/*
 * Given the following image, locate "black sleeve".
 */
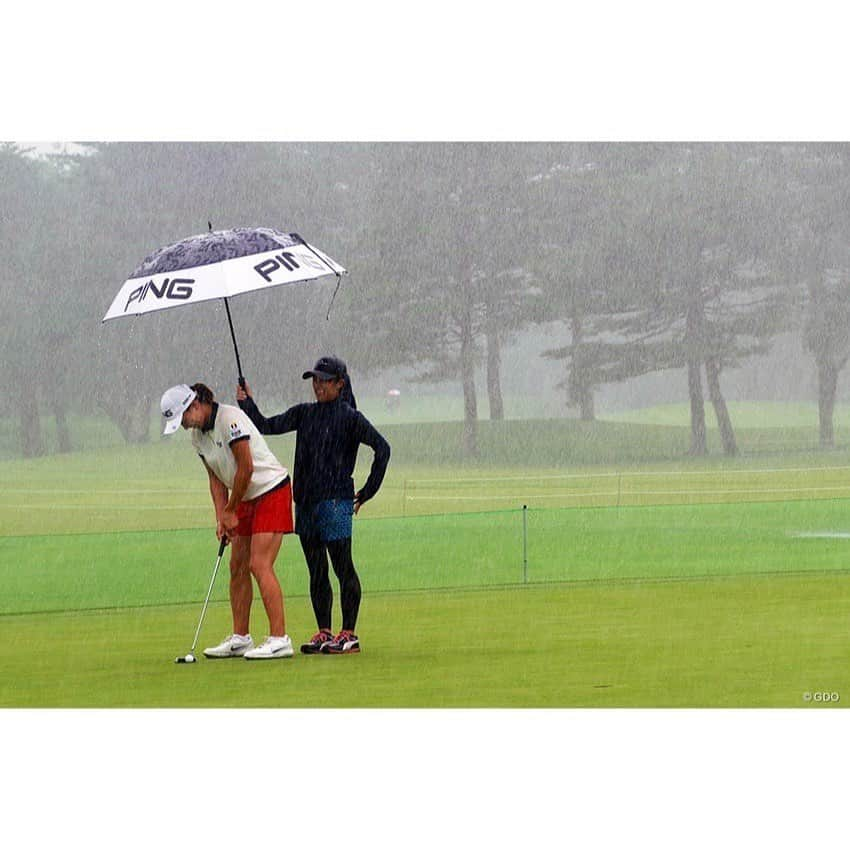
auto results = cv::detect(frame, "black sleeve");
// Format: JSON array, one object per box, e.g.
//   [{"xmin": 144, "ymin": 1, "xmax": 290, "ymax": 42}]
[
  {"xmin": 352, "ymin": 411, "xmax": 391, "ymax": 503},
  {"xmin": 238, "ymin": 396, "xmax": 303, "ymax": 435}
]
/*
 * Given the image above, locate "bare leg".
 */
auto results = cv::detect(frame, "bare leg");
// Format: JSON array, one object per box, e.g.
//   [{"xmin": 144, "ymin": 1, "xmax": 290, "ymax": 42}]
[
  {"xmin": 229, "ymin": 535, "xmax": 253, "ymax": 635},
  {"xmin": 249, "ymin": 532, "xmax": 286, "ymax": 636}
]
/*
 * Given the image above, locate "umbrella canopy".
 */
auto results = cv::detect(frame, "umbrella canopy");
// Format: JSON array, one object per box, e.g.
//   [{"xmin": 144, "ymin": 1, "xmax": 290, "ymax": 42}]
[
  {"xmin": 102, "ymin": 226, "xmax": 347, "ymax": 383},
  {"xmin": 103, "ymin": 227, "xmax": 346, "ymax": 321}
]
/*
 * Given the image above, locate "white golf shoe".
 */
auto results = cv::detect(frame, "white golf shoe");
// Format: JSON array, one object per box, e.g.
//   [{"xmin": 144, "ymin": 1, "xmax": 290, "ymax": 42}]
[
  {"xmin": 203, "ymin": 634, "xmax": 254, "ymax": 658},
  {"xmin": 244, "ymin": 635, "xmax": 294, "ymax": 660}
]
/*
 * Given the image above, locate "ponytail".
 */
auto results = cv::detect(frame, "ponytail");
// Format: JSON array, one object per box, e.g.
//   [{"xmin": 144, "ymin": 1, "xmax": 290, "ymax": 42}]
[{"xmin": 340, "ymin": 372, "xmax": 357, "ymax": 410}]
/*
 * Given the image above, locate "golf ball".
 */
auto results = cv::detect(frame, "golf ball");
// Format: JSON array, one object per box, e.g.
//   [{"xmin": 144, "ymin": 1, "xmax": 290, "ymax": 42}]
[{"xmin": 186, "ymin": 654, "xmax": 196, "ymax": 663}]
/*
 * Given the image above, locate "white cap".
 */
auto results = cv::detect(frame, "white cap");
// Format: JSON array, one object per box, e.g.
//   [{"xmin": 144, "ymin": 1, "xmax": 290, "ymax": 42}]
[{"xmin": 160, "ymin": 384, "xmax": 197, "ymax": 435}]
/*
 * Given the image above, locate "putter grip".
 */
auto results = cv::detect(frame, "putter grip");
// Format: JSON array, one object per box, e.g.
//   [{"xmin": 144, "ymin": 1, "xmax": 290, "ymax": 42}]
[{"xmin": 218, "ymin": 538, "xmax": 227, "ymax": 557}]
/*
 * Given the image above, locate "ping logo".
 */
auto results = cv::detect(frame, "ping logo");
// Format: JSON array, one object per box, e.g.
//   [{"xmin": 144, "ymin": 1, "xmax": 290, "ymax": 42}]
[
  {"xmin": 254, "ymin": 251, "xmax": 325, "ymax": 282},
  {"xmin": 254, "ymin": 252, "xmax": 300, "ymax": 282},
  {"xmin": 124, "ymin": 278, "xmax": 195, "ymax": 312}
]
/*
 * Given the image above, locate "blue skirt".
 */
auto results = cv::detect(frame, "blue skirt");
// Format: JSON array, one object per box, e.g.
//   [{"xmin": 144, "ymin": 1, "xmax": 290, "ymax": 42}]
[{"xmin": 295, "ymin": 499, "xmax": 354, "ymax": 542}]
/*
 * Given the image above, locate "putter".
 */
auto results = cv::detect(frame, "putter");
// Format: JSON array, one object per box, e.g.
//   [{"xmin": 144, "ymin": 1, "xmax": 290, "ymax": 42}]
[{"xmin": 175, "ymin": 537, "xmax": 228, "ymax": 663}]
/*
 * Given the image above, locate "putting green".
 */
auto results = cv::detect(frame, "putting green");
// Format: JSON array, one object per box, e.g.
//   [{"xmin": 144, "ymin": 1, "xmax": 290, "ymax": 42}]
[{"xmin": 1, "ymin": 575, "xmax": 847, "ymax": 707}]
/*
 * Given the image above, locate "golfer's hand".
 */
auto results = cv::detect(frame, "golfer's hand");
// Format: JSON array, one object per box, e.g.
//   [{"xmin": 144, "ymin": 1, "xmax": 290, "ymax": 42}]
[
  {"xmin": 353, "ymin": 494, "xmax": 363, "ymax": 515},
  {"xmin": 236, "ymin": 382, "xmax": 253, "ymax": 402},
  {"xmin": 220, "ymin": 509, "xmax": 239, "ymax": 536}
]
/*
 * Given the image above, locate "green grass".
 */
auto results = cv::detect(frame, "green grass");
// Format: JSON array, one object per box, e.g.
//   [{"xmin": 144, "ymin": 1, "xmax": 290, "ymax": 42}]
[
  {"xmin": 0, "ymin": 391, "xmax": 567, "ymax": 461},
  {"xmin": 6, "ymin": 400, "xmax": 850, "ymax": 467},
  {"xmin": 349, "ymin": 392, "xmax": 566, "ymax": 425},
  {"xmin": 0, "ymin": 391, "xmax": 560, "ymax": 461},
  {"xmin": 3, "ymin": 494, "xmax": 850, "ymax": 707},
  {"xmin": 4, "ymin": 411, "xmax": 850, "ymax": 707},
  {"xmin": 0, "ymin": 412, "xmax": 139, "ymax": 461},
  {"xmin": 5, "ymin": 499, "xmax": 850, "ymax": 616},
  {"xmin": 4, "ymin": 414, "xmax": 850, "ymax": 536},
  {"xmin": 607, "ymin": 400, "xmax": 850, "ymax": 429},
  {"xmin": 2, "ymin": 575, "xmax": 848, "ymax": 707}
]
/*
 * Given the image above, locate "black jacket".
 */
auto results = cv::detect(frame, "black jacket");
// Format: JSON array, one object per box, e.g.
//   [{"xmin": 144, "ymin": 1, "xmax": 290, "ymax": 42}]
[{"xmin": 238, "ymin": 395, "xmax": 390, "ymax": 506}]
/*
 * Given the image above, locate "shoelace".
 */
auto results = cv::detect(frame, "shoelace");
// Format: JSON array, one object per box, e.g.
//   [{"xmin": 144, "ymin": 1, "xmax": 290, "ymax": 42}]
[{"xmin": 312, "ymin": 631, "xmax": 331, "ymax": 643}]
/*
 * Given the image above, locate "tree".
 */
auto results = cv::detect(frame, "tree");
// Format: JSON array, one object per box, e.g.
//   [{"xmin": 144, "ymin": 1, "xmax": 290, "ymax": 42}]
[
  {"xmin": 529, "ymin": 144, "xmax": 657, "ymax": 420},
  {"xmin": 337, "ymin": 144, "xmax": 546, "ymax": 454},
  {"xmin": 776, "ymin": 143, "xmax": 850, "ymax": 447},
  {"xmin": 539, "ymin": 144, "xmax": 788, "ymax": 455},
  {"xmin": 633, "ymin": 145, "xmax": 790, "ymax": 455},
  {"xmin": 0, "ymin": 144, "xmax": 85, "ymax": 455}
]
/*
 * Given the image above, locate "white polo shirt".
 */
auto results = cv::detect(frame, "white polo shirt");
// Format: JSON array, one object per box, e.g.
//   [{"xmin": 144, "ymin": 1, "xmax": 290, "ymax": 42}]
[{"xmin": 191, "ymin": 403, "xmax": 288, "ymax": 501}]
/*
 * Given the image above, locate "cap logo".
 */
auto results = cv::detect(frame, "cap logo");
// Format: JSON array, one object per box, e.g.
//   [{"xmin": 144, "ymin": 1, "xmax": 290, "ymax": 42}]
[{"xmin": 164, "ymin": 408, "xmax": 173, "ymax": 418}]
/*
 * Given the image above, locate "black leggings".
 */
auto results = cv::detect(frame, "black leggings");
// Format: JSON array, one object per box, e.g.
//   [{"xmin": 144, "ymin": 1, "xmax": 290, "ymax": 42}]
[{"xmin": 299, "ymin": 536, "xmax": 361, "ymax": 632}]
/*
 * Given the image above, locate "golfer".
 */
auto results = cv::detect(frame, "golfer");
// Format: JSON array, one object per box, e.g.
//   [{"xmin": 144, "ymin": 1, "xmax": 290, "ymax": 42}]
[
  {"xmin": 236, "ymin": 356, "xmax": 390, "ymax": 654},
  {"xmin": 160, "ymin": 382, "xmax": 294, "ymax": 660}
]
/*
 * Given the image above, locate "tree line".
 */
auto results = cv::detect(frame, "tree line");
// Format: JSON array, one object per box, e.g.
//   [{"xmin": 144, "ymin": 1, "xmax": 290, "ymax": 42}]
[{"xmin": 2, "ymin": 141, "xmax": 849, "ymax": 458}]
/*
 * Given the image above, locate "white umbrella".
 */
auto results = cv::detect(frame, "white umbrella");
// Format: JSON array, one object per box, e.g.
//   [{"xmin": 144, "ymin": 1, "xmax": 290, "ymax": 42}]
[{"xmin": 103, "ymin": 226, "xmax": 347, "ymax": 382}]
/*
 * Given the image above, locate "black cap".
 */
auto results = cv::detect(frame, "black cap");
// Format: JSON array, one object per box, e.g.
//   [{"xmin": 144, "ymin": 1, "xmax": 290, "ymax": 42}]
[{"xmin": 302, "ymin": 355, "xmax": 347, "ymax": 381}]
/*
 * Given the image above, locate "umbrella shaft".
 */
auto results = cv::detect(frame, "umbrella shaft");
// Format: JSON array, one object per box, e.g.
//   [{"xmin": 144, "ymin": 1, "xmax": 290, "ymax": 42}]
[{"xmin": 223, "ymin": 298, "xmax": 245, "ymax": 386}]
